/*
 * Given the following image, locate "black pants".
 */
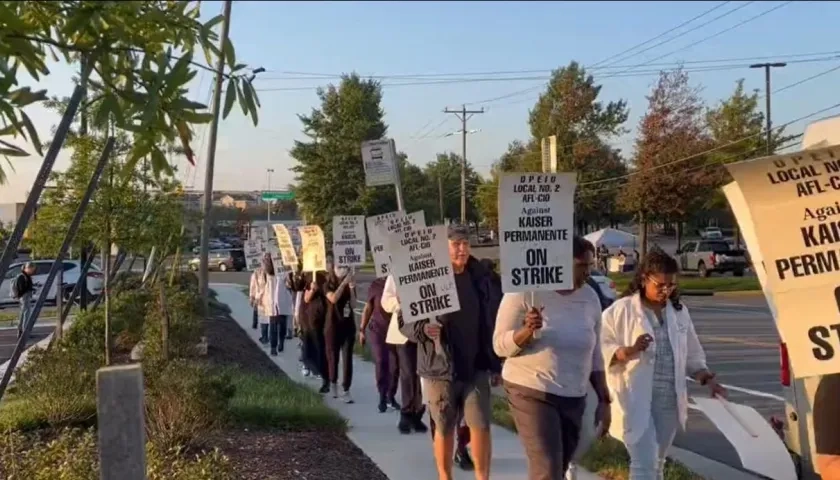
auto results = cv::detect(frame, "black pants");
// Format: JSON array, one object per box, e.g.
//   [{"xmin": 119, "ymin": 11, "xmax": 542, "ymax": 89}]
[
  {"xmin": 302, "ymin": 327, "xmax": 328, "ymax": 382},
  {"xmin": 325, "ymin": 319, "xmax": 355, "ymax": 391},
  {"xmin": 252, "ymin": 307, "xmax": 258, "ymax": 329},
  {"xmin": 505, "ymin": 382, "xmax": 586, "ymax": 479},
  {"xmin": 269, "ymin": 315, "xmax": 287, "ymax": 352},
  {"xmin": 398, "ymin": 341, "xmax": 423, "ymax": 416}
]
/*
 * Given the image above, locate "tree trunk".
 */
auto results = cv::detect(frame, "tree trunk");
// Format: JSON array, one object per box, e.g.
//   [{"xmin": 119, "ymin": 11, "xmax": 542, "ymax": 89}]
[
  {"xmin": 676, "ymin": 221, "xmax": 683, "ymax": 251},
  {"xmin": 639, "ymin": 212, "xmax": 648, "ymax": 261}
]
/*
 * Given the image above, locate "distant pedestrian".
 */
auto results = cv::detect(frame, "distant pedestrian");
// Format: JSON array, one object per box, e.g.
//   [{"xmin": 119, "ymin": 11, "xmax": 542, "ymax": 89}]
[
  {"xmin": 270, "ymin": 265, "xmax": 295, "ymax": 354},
  {"xmin": 324, "ymin": 252, "xmax": 357, "ymax": 403},
  {"xmin": 494, "ymin": 236, "xmax": 610, "ymax": 480},
  {"xmin": 11, "ymin": 262, "xmax": 36, "ymax": 339},
  {"xmin": 601, "ymin": 249, "xmax": 725, "ymax": 480},
  {"xmin": 249, "ymin": 254, "xmax": 280, "ymax": 352},
  {"xmin": 359, "ymin": 276, "xmax": 400, "ymax": 413},
  {"xmin": 303, "ymin": 264, "xmax": 330, "ymax": 394}
]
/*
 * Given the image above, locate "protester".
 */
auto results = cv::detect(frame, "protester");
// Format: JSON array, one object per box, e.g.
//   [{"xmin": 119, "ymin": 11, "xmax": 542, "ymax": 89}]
[
  {"xmin": 359, "ymin": 275, "xmax": 400, "ymax": 413},
  {"xmin": 303, "ymin": 264, "xmax": 330, "ymax": 394},
  {"xmin": 382, "ymin": 274, "xmax": 428, "ymax": 435},
  {"xmin": 285, "ymin": 266, "xmax": 297, "ymax": 340},
  {"xmin": 324, "ymin": 252, "xmax": 357, "ymax": 403},
  {"xmin": 493, "ymin": 236, "xmax": 610, "ymax": 480},
  {"xmin": 601, "ymin": 249, "xmax": 725, "ymax": 480},
  {"xmin": 814, "ymin": 373, "xmax": 840, "ymax": 479},
  {"xmin": 584, "ymin": 241, "xmax": 613, "ymax": 310},
  {"xmin": 249, "ymin": 254, "xmax": 277, "ymax": 349},
  {"xmin": 270, "ymin": 264, "xmax": 295, "ymax": 354},
  {"xmin": 399, "ymin": 223, "xmax": 502, "ymax": 480},
  {"xmin": 11, "ymin": 262, "xmax": 36, "ymax": 339}
]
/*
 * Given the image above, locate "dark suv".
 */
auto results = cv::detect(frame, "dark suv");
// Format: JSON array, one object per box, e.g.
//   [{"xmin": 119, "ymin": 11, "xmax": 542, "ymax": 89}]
[{"xmin": 189, "ymin": 249, "xmax": 246, "ymax": 272}]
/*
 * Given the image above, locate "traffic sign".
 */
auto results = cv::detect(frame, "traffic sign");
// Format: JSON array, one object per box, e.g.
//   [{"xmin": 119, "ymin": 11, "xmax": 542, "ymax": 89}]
[{"xmin": 262, "ymin": 191, "xmax": 295, "ymax": 201}]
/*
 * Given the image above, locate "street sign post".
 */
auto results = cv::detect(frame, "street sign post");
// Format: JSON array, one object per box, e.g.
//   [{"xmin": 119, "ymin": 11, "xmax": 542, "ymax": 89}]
[{"xmin": 261, "ymin": 191, "xmax": 295, "ymax": 201}]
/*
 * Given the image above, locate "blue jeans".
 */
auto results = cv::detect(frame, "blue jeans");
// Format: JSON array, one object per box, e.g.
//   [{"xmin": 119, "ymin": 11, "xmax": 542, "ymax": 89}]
[
  {"xmin": 18, "ymin": 294, "xmax": 32, "ymax": 337},
  {"xmin": 269, "ymin": 315, "xmax": 287, "ymax": 352}
]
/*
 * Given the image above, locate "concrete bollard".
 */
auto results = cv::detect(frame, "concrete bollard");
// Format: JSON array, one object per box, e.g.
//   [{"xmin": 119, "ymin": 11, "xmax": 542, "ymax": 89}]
[{"xmin": 96, "ymin": 364, "xmax": 146, "ymax": 480}]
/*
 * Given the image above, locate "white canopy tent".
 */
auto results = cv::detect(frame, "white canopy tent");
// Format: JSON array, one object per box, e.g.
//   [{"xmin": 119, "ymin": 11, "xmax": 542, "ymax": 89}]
[{"xmin": 584, "ymin": 228, "xmax": 638, "ymax": 250}]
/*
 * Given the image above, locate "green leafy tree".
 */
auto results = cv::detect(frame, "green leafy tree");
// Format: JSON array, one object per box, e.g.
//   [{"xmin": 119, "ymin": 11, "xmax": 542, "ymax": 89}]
[
  {"xmin": 476, "ymin": 141, "xmax": 534, "ymax": 231},
  {"xmin": 619, "ymin": 68, "xmax": 713, "ymax": 253},
  {"xmin": 290, "ymin": 74, "xmax": 388, "ymax": 229},
  {"xmin": 0, "ymin": 0, "xmax": 261, "ymax": 180},
  {"xmin": 423, "ymin": 152, "xmax": 482, "ymax": 224},
  {"xmin": 528, "ymin": 61, "xmax": 630, "ymax": 230}
]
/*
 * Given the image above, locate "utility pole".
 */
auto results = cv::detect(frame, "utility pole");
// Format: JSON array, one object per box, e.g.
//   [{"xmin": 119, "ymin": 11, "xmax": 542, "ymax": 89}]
[
  {"xmin": 444, "ymin": 104, "xmax": 484, "ymax": 224},
  {"xmin": 266, "ymin": 168, "xmax": 274, "ymax": 225},
  {"xmin": 438, "ymin": 173, "xmax": 444, "ymax": 223},
  {"xmin": 750, "ymin": 62, "xmax": 787, "ymax": 155},
  {"xmin": 198, "ymin": 0, "xmax": 233, "ymax": 306}
]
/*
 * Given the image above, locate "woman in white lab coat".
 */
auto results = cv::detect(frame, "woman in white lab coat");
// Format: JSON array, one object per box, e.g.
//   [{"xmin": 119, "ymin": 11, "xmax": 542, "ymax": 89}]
[{"xmin": 600, "ymin": 249, "xmax": 726, "ymax": 480}]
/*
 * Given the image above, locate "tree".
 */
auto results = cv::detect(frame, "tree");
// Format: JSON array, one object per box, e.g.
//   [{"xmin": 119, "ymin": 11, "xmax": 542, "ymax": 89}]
[
  {"xmin": 290, "ymin": 73, "xmax": 387, "ymax": 229},
  {"xmin": 527, "ymin": 61, "xmax": 630, "ymax": 230},
  {"xmin": 619, "ymin": 68, "xmax": 713, "ymax": 254},
  {"xmin": 476, "ymin": 141, "xmax": 537, "ymax": 230},
  {"xmin": 424, "ymin": 152, "xmax": 482, "ymax": 224},
  {"xmin": 0, "ymin": 1, "xmax": 261, "ymax": 180}
]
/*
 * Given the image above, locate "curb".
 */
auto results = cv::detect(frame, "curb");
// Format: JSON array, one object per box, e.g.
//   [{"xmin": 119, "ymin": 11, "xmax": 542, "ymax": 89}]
[{"xmin": 668, "ymin": 446, "xmax": 763, "ymax": 480}]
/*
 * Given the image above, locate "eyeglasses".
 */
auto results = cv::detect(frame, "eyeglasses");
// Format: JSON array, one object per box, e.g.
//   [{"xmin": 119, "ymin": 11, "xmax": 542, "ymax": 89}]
[{"xmin": 646, "ymin": 277, "xmax": 677, "ymax": 292}]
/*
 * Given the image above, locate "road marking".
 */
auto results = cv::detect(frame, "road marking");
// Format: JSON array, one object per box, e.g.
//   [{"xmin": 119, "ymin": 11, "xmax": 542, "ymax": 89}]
[{"xmin": 699, "ymin": 335, "xmax": 777, "ymax": 348}]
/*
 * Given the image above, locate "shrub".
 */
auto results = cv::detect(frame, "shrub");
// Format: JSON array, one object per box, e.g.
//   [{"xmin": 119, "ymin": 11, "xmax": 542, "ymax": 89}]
[
  {"xmin": 112, "ymin": 289, "xmax": 153, "ymax": 351},
  {"xmin": 145, "ymin": 360, "xmax": 234, "ymax": 450},
  {"xmin": 0, "ymin": 428, "xmax": 234, "ymax": 480},
  {"xmin": 111, "ymin": 271, "xmax": 143, "ymax": 295},
  {"xmin": 142, "ymin": 287, "xmax": 203, "ymax": 363}
]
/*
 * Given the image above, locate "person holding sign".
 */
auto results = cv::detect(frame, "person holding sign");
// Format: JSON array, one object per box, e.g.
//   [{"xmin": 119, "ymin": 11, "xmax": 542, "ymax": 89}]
[
  {"xmin": 303, "ymin": 268, "xmax": 330, "ymax": 395},
  {"xmin": 601, "ymin": 250, "xmax": 725, "ymax": 480},
  {"xmin": 324, "ymin": 251, "xmax": 357, "ymax": 403},
  {"xmin": 398, "ymin": 224, "xmax": 502, "ymax": 480},
  {"xmin": 493, "ymin": 236, "xmax": 610, "ymax": 480},
  {"xmin": 359, "ymin": 275, "xmax": 401, "ymax": 413}
]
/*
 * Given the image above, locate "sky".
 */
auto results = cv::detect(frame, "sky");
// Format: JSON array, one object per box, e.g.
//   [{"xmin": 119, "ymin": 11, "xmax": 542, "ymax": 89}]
[{"xmin": 4, "ymin": 0, "xmax": 840, "ymax": 202}]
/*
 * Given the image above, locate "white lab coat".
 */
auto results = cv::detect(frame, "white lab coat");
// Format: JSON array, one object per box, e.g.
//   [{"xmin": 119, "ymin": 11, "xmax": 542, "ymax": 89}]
[
  {"xmin": 249, "ymin": 268, "xmax": 276, "ymax": 323},
  {"xmin": 600, "ymin": 294, "xmax": 707, "ymax": 445},
  {"xmin": 381, "ymin": 274, "xmax": 408, "ymax": 345}
]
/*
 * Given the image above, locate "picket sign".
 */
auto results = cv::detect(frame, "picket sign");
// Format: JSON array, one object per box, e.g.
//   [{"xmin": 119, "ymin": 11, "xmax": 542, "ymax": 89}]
[
  {"xmin": 332, "ymin": 215, "xmax": 366, "ymax": 268},
  {"xmin": 297, "ymin": 225, "xmax": 326, "ymax": 273},
  {"xmin": 498, "ymin": 172, "xmax": 576, "ymax": 337}
]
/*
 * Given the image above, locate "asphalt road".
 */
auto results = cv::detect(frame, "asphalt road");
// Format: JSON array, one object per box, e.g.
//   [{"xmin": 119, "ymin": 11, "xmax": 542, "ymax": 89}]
[
  {"xmin": 0, "ymin": 325, "xmax": 55, "ymax": 365},
  {"xmin": 207, "ymin": 271, "xmax": 783, "ymax": 472}
]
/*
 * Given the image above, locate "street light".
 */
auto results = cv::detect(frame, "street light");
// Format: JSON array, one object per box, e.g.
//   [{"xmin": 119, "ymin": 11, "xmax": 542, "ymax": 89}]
[{"xmin": 266, "ymin": 168, "xmax": 274, "ymax": 225}]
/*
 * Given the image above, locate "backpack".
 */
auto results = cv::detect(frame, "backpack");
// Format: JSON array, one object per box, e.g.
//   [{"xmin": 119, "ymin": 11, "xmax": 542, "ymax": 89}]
[{"xmin": 10, "ymin": 274, "xmax": 20, "ymax": 299}]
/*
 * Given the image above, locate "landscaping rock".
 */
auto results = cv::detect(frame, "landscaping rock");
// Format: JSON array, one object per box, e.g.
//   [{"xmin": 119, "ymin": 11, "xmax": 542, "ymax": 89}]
[{"xmin": 129, "ymin": 341, "xmax": 144, "ymax": 361}]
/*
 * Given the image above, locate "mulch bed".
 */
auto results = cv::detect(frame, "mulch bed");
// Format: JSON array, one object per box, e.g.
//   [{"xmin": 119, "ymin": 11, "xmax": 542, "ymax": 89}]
[{"xmin": 203, "ymin": 311, "xmax": 389, "ymax": 480}]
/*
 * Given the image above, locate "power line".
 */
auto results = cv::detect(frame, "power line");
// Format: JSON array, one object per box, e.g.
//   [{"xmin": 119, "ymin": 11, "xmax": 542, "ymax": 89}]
[{"xmin": 602, "ymin": 2, "xmax": 755, "ymax": 69}]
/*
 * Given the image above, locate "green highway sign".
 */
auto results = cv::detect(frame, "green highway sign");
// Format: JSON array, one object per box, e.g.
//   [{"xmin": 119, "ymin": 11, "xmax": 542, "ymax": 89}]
[{"xmin": 262, "ymin": 191, "xmax": 295, "ymax": 201}]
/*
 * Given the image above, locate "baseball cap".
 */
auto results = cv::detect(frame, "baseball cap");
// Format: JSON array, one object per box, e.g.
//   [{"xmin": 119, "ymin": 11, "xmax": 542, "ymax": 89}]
[{"xmin": 447, "ymin": 223, "xmax": 470, "ymax": 241}]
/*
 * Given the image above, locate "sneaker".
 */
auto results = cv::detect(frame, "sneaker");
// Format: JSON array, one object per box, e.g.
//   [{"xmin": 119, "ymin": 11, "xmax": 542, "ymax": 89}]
[
  {"xmin": 331, "ymin": 383, "xmax": 339, "ymax": 399},
  {"xmin": 301, "ymin": 367, "xmax": 311, "ymax": 377},
  {"xmin": 341, "ymin": 390, "xmax": 354, "ymax": 404},
  {"xmin": 378, "ymin": 396, "xmax": 388, "ymax": 413},
  {"xmin": 388, "ymin": 397, "xmax": 401, "ymax": 411},
  {"xmin": 397, "ymin": 414, "xmax": 412, "ymax": 434},
  {"xmin": 410, "ymin": 414, "xmax": 428, "ymax": 434},
  {"xmin": 270, "ymin": 349, "xmax": 278, "ymax": 356},
  {"xmin": 454, "ymin": 447, "xmax": 474, "ymax": 471},
  {"xmin": 318, "ymin": 384, "xmax": 330, "ymax": 394}
]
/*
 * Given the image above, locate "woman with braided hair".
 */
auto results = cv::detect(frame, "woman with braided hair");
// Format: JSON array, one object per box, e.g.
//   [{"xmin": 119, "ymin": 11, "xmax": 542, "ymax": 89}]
[{"xmin": 600, "ymin": 249, "xmax": 726, "ymax": 480}]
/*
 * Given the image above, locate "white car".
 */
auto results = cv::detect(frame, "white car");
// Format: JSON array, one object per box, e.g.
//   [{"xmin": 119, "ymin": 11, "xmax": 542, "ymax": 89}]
[
  {"xmin": 700, "ymin": 227, "xmax": 723, "ymax": 240},
  {"xmin": 589, "ymin": 270, "xmax": 618, "ymax": 303},
  {"xmin": 0, "ymin": 260, "xmax": 105, "ymax": 306}
]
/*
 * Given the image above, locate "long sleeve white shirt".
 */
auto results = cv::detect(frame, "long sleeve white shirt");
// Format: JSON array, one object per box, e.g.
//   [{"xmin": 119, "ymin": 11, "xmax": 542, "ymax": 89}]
[
  {"xmin": 600, "ymin": 294, "xmax": 708, "ymax": 445},
  {"xmin": 382, "ymin": 274, "xmax": 408, "ymax": 344}
]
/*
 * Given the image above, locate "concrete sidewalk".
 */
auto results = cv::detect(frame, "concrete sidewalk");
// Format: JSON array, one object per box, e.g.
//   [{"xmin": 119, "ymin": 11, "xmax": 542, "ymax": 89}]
[{"xmin": 213, "ymin": 283, "xmax": 607, "ymax": 480}]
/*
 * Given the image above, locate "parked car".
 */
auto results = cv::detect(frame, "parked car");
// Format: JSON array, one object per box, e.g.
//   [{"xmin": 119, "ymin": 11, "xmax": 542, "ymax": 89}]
[
  {"xmin": 0, "ymin": 259, "xmax": 104, "ymax": 306},
  {"xmin": 589, "ymin": 269, "xmax": 618, "ymax": 304},
  {"xmin": 677, "ymin": 240, "xmax": 747, "ymax": 277},
  {"xmin": 188, "ymin": 249, "xmax": 246, "ymax": 272},
  {"xmin": 699, "ymin": 226, "xmax": 723, "ymax": 239}
]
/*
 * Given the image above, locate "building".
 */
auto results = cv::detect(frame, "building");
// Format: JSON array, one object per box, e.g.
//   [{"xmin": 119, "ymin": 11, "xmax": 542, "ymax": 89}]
[{"xmin": 0, "ymin": 202, "xmax": 24, "ymax": 226}]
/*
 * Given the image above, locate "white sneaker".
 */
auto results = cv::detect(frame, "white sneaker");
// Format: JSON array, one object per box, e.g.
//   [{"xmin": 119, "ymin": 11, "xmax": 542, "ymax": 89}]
[
  {"xmin": 331, "ymin": 384, "xmax": 339, "ymax": 398},
  {"xmin": 341, "ymin": 390, "xmax": 354, "ymax": 404},
  {"xmin": 301, "ymin": 367, "xmax": 311, "ymax": 377}
]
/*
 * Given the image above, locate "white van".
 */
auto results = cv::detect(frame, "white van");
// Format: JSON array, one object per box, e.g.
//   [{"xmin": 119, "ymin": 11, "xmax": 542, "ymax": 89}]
[{"xmin": 776, "ymin": 115, "xmax": 840, "ymax": 479}]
